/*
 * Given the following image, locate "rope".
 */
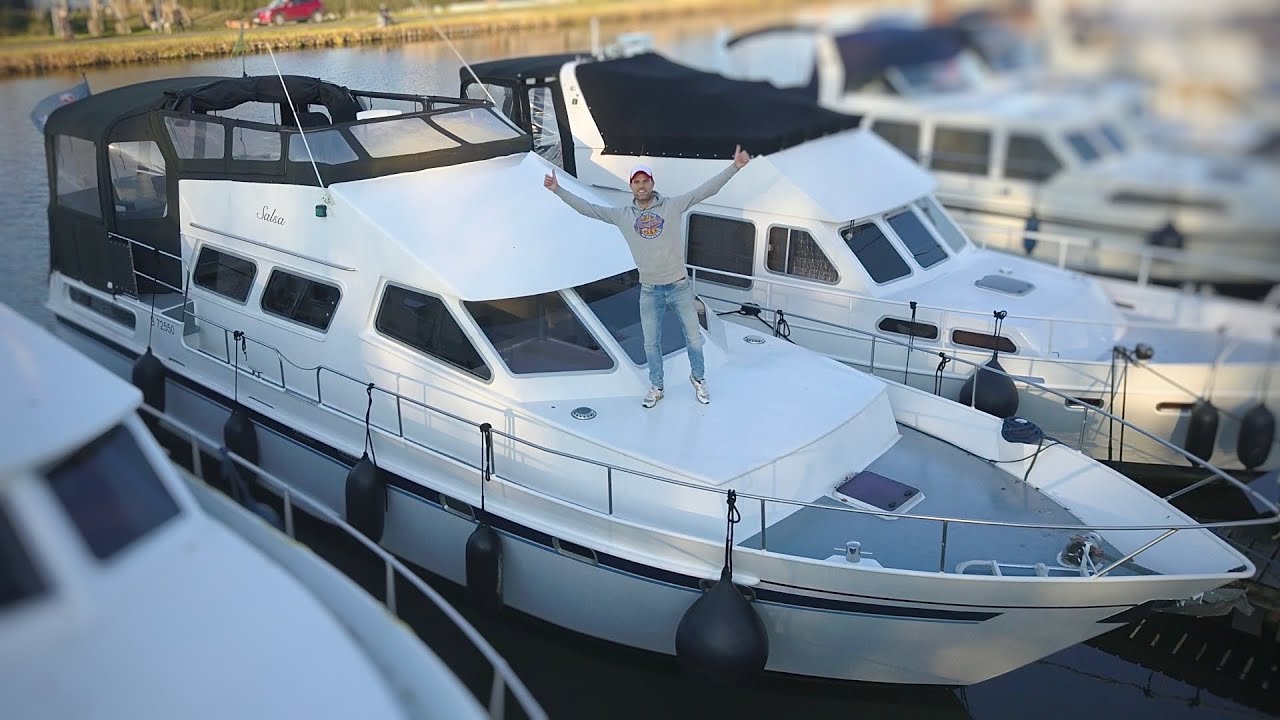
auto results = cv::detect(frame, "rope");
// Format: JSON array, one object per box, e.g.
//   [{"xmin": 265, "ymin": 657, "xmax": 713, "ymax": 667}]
[
  {"xmin": 933, "ymin": 352, "xmax": 951, "ymax": 396},
  {"xmin": 723, "ymin": 489, "xmax": 741, "ymax": 575},
  {"xmin": 363, "ymin": 382, "xmax": 377, "ymax": 466},
  {"xmin": 479, "ymin": 422, "xmax": 495, "ymax": 513}
]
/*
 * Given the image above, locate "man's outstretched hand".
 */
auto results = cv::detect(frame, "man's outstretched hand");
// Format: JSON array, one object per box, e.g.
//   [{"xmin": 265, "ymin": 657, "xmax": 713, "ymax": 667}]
[
  {"xmin": 543, "ymin": 168, "xmax": 559, "ymax": 191},
  {"xmin": 733, "ymin": 144, "xmax": 752, "ymax": 169}
]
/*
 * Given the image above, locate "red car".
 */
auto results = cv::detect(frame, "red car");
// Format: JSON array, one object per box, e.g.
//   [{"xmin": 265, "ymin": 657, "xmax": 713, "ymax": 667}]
[{"xmin": 253, "ymin": 0, "xmax": 324, "ymax": 25}]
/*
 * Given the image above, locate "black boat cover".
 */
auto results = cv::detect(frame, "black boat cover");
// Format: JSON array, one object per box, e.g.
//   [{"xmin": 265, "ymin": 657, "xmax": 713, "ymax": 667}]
[
  {"xmin": 833, "ymin": 27, "xmax": 967, "ymax": 91},
  {"xmin": 573, "ymin": 53, "xmax": 861, "ymax": 158}
]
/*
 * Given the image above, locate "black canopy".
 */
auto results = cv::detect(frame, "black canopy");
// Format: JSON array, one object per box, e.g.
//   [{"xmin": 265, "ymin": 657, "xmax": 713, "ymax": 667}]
[
  {"xmin": 44, "ymin": 76, "xmax": 224, "ymax": 142},
  {"xmin": 465, "ymin": 53, "xmax": 589, "ymax": 86},
  {"xmin": 168, "ymin": 75, "xmax": 361, "ymax": 123},
  {"xmin": 572, "ymin": 53, "xmax": 861, "ymax": 158},
  {"xmin": 833, "ymin": 27, "xmax": 967, "ymax": 91}
]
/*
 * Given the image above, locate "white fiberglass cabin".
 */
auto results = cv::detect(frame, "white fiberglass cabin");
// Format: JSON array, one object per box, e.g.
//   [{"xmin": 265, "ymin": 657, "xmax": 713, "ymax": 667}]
[
  {"xmin": 42, "ymin": 73, "xmax": 1270, "ymax": 687},
  {"xmin": 461, "ymin": 52, "xmax": 1279, "ymax": 473},
  {"xmin": 719, "ymin": 25, "xmax": 1280, "ymax": 296},
  {"xmin": 0, "ymin": 304, "xmax": 521, "ymax": 720}
]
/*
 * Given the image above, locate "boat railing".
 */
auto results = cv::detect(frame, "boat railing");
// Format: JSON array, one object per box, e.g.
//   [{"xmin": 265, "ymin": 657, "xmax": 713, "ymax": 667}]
[
  {"xmin": 136, "ymin": 402, "xmax": 547, "ymax": 720},
  {"xmin": 682, "ymin": 261, "xmax": 1272, "ymax": 369},
  {"xmin": 165, "ymin": 277, "xmax": 1279, "ymax": 578},
  {"xmin": 106, "ymin": 233, "xmax": 1278, "ymax": 580},
  {"xmin": 939, "ymin": 194, "xmax": 1280, "ymax": 288}
]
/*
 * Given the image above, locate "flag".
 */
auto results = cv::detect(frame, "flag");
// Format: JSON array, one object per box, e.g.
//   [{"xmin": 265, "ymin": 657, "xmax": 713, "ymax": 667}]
[{"xmin": 30, "ymin": 79, "xmax": 91, "ymax": 133}]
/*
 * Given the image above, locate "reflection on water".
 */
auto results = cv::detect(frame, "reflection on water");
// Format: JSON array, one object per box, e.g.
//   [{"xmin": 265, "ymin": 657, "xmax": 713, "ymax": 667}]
[{"xmin": 0, "ymin": 16, "xmax": 1273, "ymax": 720}]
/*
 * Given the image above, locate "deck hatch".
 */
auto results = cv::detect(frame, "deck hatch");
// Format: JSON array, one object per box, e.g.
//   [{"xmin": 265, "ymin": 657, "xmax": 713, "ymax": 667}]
[{"xmin": 833, "ymin": 471, "xmax": 923, "ymax": 515}]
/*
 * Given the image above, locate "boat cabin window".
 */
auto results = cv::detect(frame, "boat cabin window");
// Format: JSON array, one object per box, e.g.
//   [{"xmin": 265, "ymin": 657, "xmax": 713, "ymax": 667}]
[
  {"xmin": 465, "ymin": 292, "xmax": 613, "ymax": 375},
  {"xmin": 231, "ymin": 126, "xmax": 282, "ymax": 161},
  {"xmin": 841, "ymin": 220, "xmax": 910, "ymax": 284},
  {"xmin": 930, "ymin": 127, "xmax": 991, "ymax": 176},
  {"xmin": 164, "ymin": 116, "xmax": 226, "ymax": 160},
  {"xmin": 288, "ymin": 130, "xmax": 359, "ymax": 164},
  {"xmin": 686, "ymin": 214, "xmax": 755, "ymax": 289},
  {"xmin": 527, "ymin": 87, "xmax": 564, "ymax": 169},
  {"xmin": 108, "ymin": 141, "xmax": 168, "ymax": 219},
  {"xmin": 45, "ymin": 424, "xmax": 180, "ymax": 562},
  {"xmin": 348, "ymin": 117, "xmax": 460, "ymax": 158},
  {"xmin": 878, "ymin": 317, "xmax": 939, "ymax": 340},
  {"xmin": 193, "ymin": 247, "xmax": 257, "ymax": 303},
  {"xmin": 1099, "ymin": 124, "xmax": 1127, "ymax": 153},
  {"xmin": 871, "ymin": 120, "xmax": 920, "ymax": 160},
  {"xmin": 1108, "ymin": 191, "xmax": 1225, "ymax": 214},
  {"xmin": 465, "ymin": 82, "xmax": 517, "ymax": 121},
  {"xmin": 54, "ymin": 135, "xmax": 101, "ymax": 218},
  {"xmin": 1003, "ymin": 133, "xmax": 1061, "ymax": 182},
  {"xmin": 575, "ymin": 270, "xmax": 687, "ymax": 365},
  {"xmin": 261, "ymin": 269, "xmax": 341, "ymax": 332},
  {"xmin": 952, "ymin": 329, "xmax": 1017, "ymax": 354},
  {"xmin": 1064, "ymin": 130, "xmax": 1101, "ymax": 163},
  {"xmin": 375, "ymin": 285, "xmax": 492, "ymax": 381},
  {"xmin": 432, "ymin": 107, "xmax": 522, "ymax": 144},
  {"xmin": 766, "ymin": 227, "xmax": 838, "ymax": 283},
  {"xmin": 915, "ymin": 197, "xmax": 968, "ymax": 252},
  {"xmin": 0, "ymin": 504, "xmax": 45, "ymax": 608},
  {"xmin": 70, "ymin": 286, "xmax": 136, "ymax": 329},
  {"xmin": 886, "ymin": 208, "xmax": 948, "ymax": 269}
]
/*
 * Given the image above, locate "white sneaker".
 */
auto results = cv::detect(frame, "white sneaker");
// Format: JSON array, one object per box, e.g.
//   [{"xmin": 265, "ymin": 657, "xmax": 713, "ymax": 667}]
[
  {"xmin": 642, "ymin": 386, "xmax": 664, "ymax": 408},
  {"xmin": 690, "ymin": 376, "xmax": 710, "ymax": 404}
]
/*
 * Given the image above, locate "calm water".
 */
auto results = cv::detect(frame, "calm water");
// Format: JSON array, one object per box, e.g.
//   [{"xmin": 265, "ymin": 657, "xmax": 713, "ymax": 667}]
[{"xmin": 1, "ymin": 18, "xmax": 1273, "ymax": 720}]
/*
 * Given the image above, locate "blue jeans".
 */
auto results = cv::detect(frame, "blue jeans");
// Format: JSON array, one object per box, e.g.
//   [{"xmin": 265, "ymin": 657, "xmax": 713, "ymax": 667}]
[{"xmin": 639, "ymin": 277, "xmax": 704, "ymax": 389}]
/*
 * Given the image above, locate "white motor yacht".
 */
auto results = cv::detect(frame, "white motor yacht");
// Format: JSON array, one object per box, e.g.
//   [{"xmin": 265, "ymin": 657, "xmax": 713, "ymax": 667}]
[
  {"xmin": 461, "ymin": 51, "xmax": 1280, "ymax": 473},
  {"xmin": 717, "ymin": 24, "xmax": 1280, "ymax": 296},
  {"xmin": 0, "ymin": 303, "xmax": 541, "ymax": 719},
  {"xmin": 39, "ymin": 72, "xmax": 1271, "ymax": 686}
]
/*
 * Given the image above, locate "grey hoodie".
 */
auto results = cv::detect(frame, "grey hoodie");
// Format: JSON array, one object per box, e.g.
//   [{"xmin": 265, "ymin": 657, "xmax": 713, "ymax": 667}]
[{"xmin": 552, "ymin": 164, "xmax": 740, "ymax": 285}]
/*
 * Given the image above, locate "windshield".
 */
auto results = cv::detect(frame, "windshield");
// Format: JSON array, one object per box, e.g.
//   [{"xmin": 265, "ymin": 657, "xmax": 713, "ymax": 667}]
[
  {"xmin": 45, "ymin": 424, "xmax": 180, "ymax": 561},
  {"xmin": 916, "ymin": 197, "xmax": 968, "ymax": 252},
  {"xmin": 889, "ymin": 55, "xmax": 983, "ymax": 95},
  {"xmin": 464, "ymin": 292, "xmax": 613, "ymax": 375},
  {"xmin": 1099, "ymin": 124, "xmax": 1128, "ymax": 154},
  {"xmin": 887, "ymin": 208, "xmax": 948, "ymax": 269},
  {"xmin": 574, "ymin": 270, "xmax": 686, "ymax": 365},
  {"xmin": 1065, "ymin": 130, "xmax": 1101, "ymax": 163}
]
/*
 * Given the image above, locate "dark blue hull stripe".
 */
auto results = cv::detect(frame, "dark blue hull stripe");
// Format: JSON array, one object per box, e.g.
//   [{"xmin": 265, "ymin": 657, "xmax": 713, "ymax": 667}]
[{"xmin": 62, "ymin": 315, "xmax": 1180, "ymax": 624}]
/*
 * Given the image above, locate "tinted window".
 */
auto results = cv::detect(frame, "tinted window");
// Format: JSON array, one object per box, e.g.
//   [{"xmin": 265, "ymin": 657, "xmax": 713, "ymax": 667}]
[
  {"xmin": 432, "ymin": 108, "xmax": 520, "ymax": 143},
  {"xmin": 916, "ymin": 197, "xmax": 967, "ymax": 252},
  {"xmin": 108, "ymin": 140, "xmax": 168, "ymax": 219},
  {"xmin": 1109, "ymin": 191, "xmax": 1224, "ymax": 213},
  {"xmin": 46, "ymin": 424, "xmax": 180, "ymax": 561},
  {"xmin": 0, "ymin": 504, "xmax": 44, "ymax": 608},
  {"xmin": 1004, "ymin": 134, "xmax": 1061, "ymax": 182},
  {"xmin": 842, "ymin": 221, "xmax": 910, "ymax": 284},
  {"xmin": 289, "ymin": 130, "xmax": 359, "ymax": 164},
  {"xmin": 349, "ymin": 118, "xmax": 460, "ymax": 158},
  {"xmin": 878, "ymin": 317, "xmax": 939, "ymax": 340},
  {"xmin": 887, "ymin": 209, "xmax": 948, "ymax": 269},
  {"xmin": 55, "ymin": 135, "xmax": 101, "ymax": 218},
  {"xmin": 931, "ymin": 127, "xmax": 990, "ymax": 175},
  {"xmin": 576, "ymin": 270, "xmax": 685, "ymax": 364},
  {"xmin": 70, "ymin": 286, "xmax": 136, "ymax": 329},
  {"xmin": 375, "ymin": 286, "xmax": 491, "ymax": 380},
  {"xmin": 687, "ymin": 214, "xmax": 755, "ymax": 288},
  {"xmin": 193, "ymin": 247, "xmax": 256, "ymax": 302},
  {"xmin": 231, "ymin": 127, "xmax": 282, "ymax": 161},
  {"xmin": 465, "ymin": 292, "xmax": 613, "ymax": 375},
  {"xmin": 952, "ymin": 329, "xmax": 1017, "ymax": 353},
  {"xmin": 1100, "ymin": 124, "xmax": 1127, "ymax": 153},
  {"xmin": 872, "ymin": 120, "xmax": 920, "ymax": 159},
  {"xmin": 261, "ymin": 270, "xmax": 341, "ymax": 331},
  {"xmin": 164, "ymin": 116, "xmax": 225, "ymax": 160},
  {"xmin": 1065, "ymin": 131, "xmax": 1100, "ymax": 162},
  {"xmin": 766, "ymin": 227, "xmax": 838, "ymax": 282}
]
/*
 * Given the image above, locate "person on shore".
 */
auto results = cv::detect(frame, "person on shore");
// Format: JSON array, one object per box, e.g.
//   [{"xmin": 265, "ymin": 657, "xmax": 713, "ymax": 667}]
[{"xmin": 543, "ymin": 146, "xmax": 751, "ymax": 407}]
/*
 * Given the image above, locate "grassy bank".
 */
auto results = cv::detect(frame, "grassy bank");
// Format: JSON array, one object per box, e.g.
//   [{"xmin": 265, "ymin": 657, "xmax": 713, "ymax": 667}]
[{"xmin": 0, "ymin": 0, "xmax": 807, "ymax": 77}]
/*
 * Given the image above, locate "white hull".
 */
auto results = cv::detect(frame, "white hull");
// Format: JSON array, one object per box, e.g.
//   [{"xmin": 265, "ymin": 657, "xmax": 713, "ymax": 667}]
[{"xmin": 49, "ymin": 288, "xmax": 1247, "ymax": 686}]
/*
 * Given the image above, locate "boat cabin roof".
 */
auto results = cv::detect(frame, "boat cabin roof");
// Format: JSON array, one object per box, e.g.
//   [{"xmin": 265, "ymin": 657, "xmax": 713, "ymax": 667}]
[
  {"xmin": 470, "ymin": 53, "xmax": 862, "ymax": 159},
  {"xmin": 0, "ymin": 304, "xmax": 139, "ymax": 477},
  {"xmin": 465, "ymin": 53, "xmax": 590, "ymax": 85}
]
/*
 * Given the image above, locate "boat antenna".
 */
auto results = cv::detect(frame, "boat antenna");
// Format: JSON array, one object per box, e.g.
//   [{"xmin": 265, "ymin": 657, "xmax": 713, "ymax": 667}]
[{"xmin": 265, "ymin": 45, "xmax": 330, "ymax": 212}]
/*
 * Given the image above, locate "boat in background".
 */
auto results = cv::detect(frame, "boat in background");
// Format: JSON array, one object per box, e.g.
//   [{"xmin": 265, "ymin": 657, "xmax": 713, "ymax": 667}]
[
  {"xmin": 0, "ymin": 302, "xmax": 544, "ymax": 719},
  {"xmin": 716, "ymin": 24, "xmax": 1280, "ymax": 299},
  {"xmin": 460, "ymin": 51, "xmax": 1280, "ymax": 473}
]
